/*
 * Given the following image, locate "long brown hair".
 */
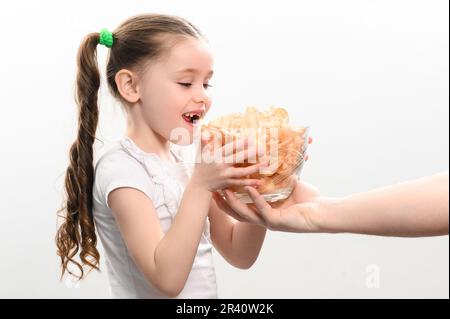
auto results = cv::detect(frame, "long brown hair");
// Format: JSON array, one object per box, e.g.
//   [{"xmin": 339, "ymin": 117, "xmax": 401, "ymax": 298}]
[{"xmin": 56, "ymin": 13, "xmax": 204, "ymax": 281}]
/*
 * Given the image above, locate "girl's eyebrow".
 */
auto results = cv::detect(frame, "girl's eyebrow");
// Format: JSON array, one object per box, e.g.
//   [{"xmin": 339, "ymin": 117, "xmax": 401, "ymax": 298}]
[{"xmin": 174, "ymin": 68, "xmax": 214, "ymax": 77}]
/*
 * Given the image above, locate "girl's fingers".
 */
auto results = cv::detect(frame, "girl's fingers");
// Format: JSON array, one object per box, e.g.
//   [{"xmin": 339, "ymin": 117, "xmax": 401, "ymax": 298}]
[
  {"xmin": 228, "ymin": 161, "xmax": 269, "ymax": 178},
  {"xmin": 220, "ymin": 137, "xmax": 250, "ymax": 157},
  {"xmin": 308, "ymin": 137, "xmax": 313, "ymax": 144},
  {"xmin": 200, "ymin": 135, "xmax": 216, "ymax": 156},
  {"xmin": 223, "ymin": 142, "xmax": 261, "ymax": 164},
  {"xmin": 226, "ymin": 178, "xmax": 262, "ymax": 187},
  {"xmin": 201, "ymin": 131, "xmax": 212, "ymax": 145}
]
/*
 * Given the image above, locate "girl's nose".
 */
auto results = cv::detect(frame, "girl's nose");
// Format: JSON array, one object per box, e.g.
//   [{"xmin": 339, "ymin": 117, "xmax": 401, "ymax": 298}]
[{"xmin": 193, "ymin": 90, "xmax": 210, "ymax": 104}]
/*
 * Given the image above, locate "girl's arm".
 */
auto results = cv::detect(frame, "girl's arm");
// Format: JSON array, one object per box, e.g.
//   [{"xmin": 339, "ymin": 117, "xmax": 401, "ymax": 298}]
[
  {"xmin": 108, "ymin": 181, "xmax": 212, "ymax": 297},
  {"xmin": 208, "ymin": 197, "xmax": 266, "ymax": 269},
  {"xmin": 108, "ymin": 137, "xmax": 265, "ymax": 297}
]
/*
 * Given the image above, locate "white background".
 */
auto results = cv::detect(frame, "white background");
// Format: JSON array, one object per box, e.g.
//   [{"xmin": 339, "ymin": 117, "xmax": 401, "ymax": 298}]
[{"xmin": 0, "ymin": 0, "xmax": 448, "ymax": 298}]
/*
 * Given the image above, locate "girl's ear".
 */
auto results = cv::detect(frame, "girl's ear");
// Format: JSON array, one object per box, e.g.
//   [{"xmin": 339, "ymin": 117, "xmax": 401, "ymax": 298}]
[{"xmin": 115, "ymin": 69, "xmax": 140, "ymax": 103}]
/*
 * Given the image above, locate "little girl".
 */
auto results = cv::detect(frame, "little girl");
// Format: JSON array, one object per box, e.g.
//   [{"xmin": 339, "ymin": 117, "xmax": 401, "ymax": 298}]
[{"xmin": 56, "ymin": 13, "xmax": 268, "ymax": 298}]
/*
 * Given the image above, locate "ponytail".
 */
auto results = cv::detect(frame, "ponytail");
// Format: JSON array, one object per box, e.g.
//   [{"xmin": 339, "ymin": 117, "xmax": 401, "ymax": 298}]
[{"xmin": 56, "ymin": 33, "xmax": 101, "ymax": 280}]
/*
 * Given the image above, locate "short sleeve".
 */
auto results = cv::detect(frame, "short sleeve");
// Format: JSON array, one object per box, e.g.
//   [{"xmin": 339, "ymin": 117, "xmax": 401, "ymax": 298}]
[{"xmin": 95, "ymin": 153, "xmax": 157, "ymax": 209}]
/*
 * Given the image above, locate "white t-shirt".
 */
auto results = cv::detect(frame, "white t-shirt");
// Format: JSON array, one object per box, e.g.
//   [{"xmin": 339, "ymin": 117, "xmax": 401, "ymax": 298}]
[{"xmin": 92, "ymin": 136, "xmax": 218, "ymax": 298}]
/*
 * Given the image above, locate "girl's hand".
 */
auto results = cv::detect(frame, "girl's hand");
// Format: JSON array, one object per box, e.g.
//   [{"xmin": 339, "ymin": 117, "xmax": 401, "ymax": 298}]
[
  {"xmin": 213, "ymin": 181, "xmax": 325, "ymax": 233},
  {"xmin": 191, "ymin": 134, "xmax": 269, "ymax": 193}
]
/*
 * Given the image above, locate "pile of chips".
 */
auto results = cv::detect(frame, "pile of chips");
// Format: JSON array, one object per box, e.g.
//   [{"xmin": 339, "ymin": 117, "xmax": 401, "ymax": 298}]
[{"xmin": 201, "ymin": 106, "xmax": 308, "ymax": 196}]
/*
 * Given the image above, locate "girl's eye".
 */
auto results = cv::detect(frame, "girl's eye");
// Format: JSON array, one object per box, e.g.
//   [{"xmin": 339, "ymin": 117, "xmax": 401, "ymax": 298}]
[{"xmin": 178, "ymin": 83, "xmax": 213, "ymax": 89}]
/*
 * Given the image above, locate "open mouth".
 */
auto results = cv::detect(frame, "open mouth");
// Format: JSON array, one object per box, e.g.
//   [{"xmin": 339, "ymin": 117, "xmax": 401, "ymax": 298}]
[{"xmin": 182, "ymin": 112, "xmax": 203, "ymax": 125}]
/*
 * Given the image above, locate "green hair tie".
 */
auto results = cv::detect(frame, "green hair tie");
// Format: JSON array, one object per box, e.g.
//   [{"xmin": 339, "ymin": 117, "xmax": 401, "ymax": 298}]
[{"xmin": 99, "ymin": 28, "xmax": 114, "ymax": 48}]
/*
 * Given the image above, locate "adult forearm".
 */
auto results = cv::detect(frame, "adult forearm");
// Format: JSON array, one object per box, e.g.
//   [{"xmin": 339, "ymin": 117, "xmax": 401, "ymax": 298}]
[{"xmin": 321, "ymin": 172, "xmax": 449, "ymax": 237}]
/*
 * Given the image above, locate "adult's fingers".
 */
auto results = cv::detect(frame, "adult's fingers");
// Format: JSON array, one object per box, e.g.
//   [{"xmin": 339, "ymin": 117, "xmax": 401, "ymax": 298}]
[
  {"xmin": 212, "ymin": 192, "xmax": 245, "ymax": 222},
  {"xmin": 245, "ymin": 187, "xmax": 282, "ymax": 229},
  {"xmin": 222, "ymin": 189, "xmax": 264, "ymax": 224},
  {"xmin": 245, "ymin": 187, "xmax": 274, "ymax": 217}
]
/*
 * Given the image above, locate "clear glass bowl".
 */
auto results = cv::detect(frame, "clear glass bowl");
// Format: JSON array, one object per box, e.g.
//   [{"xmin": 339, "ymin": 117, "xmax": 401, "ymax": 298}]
[{"xmin": 214, "ymin": 126, "xmax": 310, "ymax": 204}]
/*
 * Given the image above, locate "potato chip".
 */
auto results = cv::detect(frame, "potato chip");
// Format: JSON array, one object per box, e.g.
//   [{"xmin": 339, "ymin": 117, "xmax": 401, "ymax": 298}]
[{"xmin": 202, "ymin": 106, "xmax": 309, "ymax": 203}]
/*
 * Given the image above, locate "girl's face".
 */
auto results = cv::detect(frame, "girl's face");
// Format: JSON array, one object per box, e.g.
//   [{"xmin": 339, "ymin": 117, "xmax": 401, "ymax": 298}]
[{"xmin": 137, "ymin": 37, "xmax": 214, "ymax": 145}]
